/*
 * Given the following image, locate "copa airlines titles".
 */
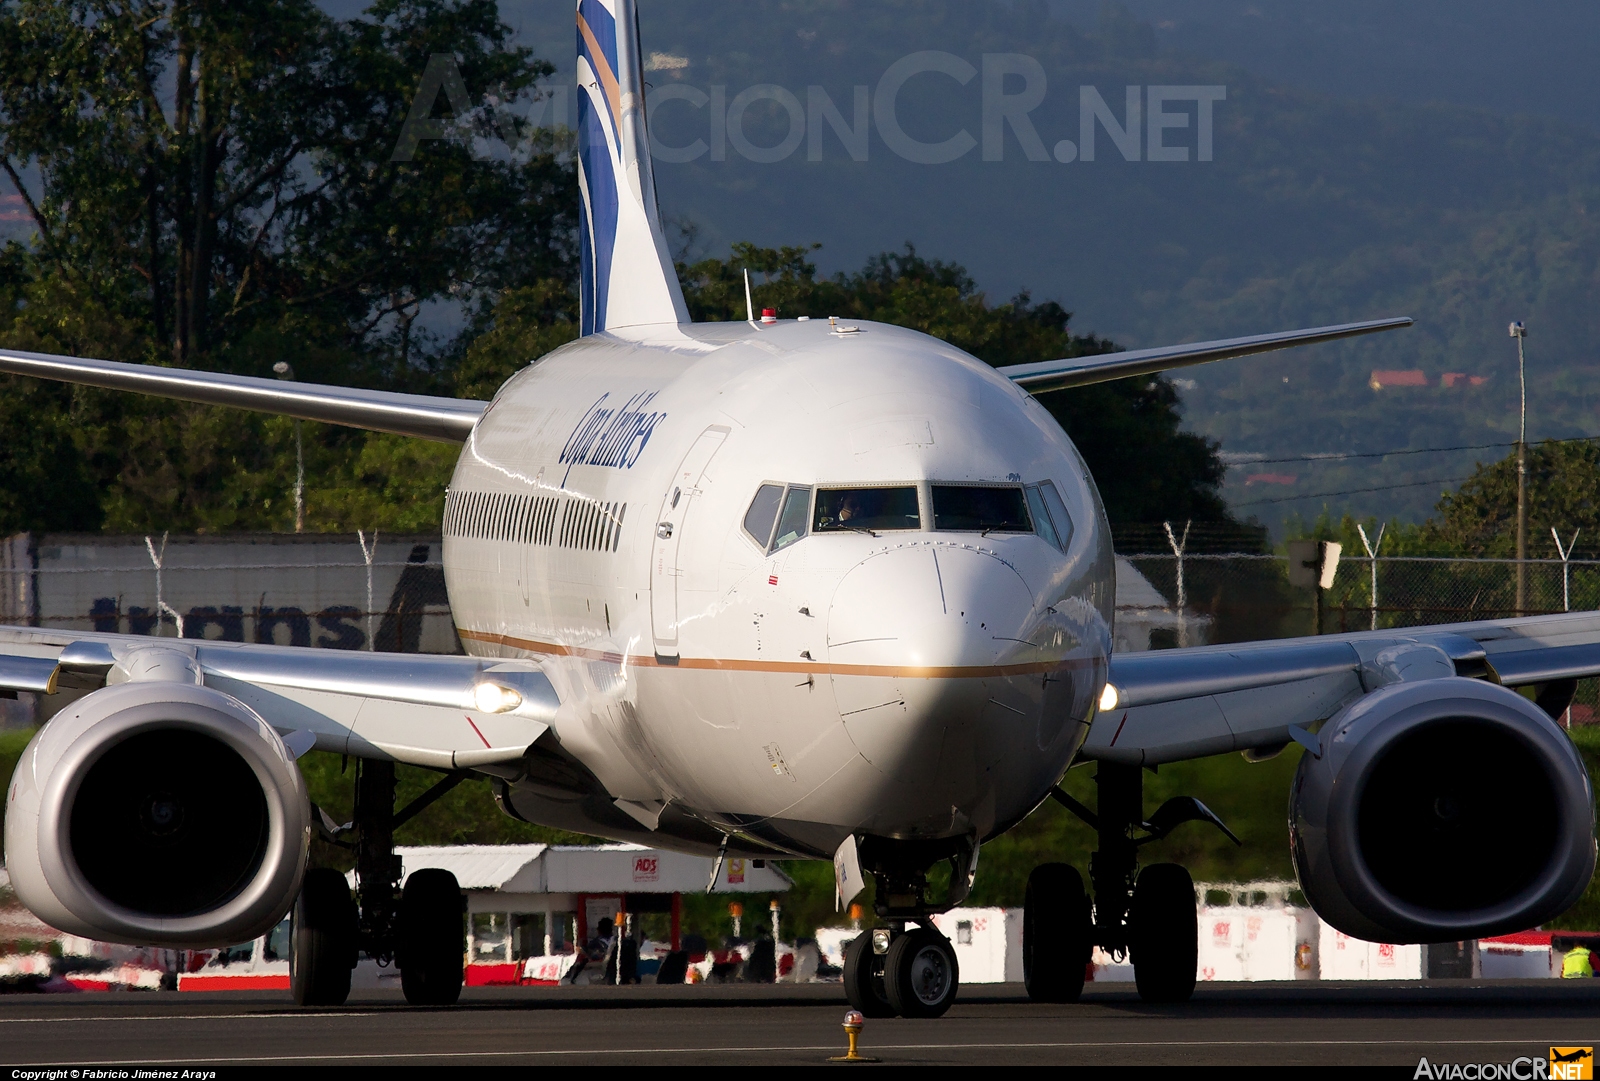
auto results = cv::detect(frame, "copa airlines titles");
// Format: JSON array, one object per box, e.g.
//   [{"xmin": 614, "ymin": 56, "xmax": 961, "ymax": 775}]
[{"xmin": 558, "ymin": 390, "xmax": 668, "ymax": 470}]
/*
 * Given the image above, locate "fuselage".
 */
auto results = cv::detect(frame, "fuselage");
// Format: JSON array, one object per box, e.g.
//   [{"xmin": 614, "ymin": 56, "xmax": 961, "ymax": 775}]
[{"xmin": 441, "ymin": 317, "xmax": 1114, "ymax": 859}]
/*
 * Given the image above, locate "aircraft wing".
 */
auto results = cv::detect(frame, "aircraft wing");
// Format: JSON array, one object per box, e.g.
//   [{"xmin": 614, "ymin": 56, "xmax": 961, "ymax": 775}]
[
  {"xmin": 0, "ymin": 625, "xmax": 556, "ymax": 770},
  {"xmin": 996, "ymin": 317, "xmax": 1413, "ymax": 394},
  {"xmin": 0, "ymin": 347, "xmax": 486, "ymax": 443},
  {"xmin": 1088, "ymin": 610, "xmax": 1600, "ymax": 766}
]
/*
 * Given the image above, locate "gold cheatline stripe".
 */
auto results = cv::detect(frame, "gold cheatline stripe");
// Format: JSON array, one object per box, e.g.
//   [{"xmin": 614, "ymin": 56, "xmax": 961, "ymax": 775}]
[
  {"xmin": 577, "ymin": 14, "xmax": 623, "ymax": 139},
  {"xmin": 457, "ymin": 628, "xmax": 1099, "ymax": 679}
]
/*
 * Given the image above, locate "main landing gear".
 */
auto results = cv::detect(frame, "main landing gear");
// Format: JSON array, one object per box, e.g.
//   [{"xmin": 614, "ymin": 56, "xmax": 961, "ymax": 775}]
[
  {"xmin": 841, "ymin": 838, "xmax": 973, "ymax": 1019},
  {"xmin": 291, "ymin": 760, "xmax": 468, "ymax": 1007},
  {"xmin": 1024, "ymin": 761, "xmax": 1238, "ymax": 1004}
]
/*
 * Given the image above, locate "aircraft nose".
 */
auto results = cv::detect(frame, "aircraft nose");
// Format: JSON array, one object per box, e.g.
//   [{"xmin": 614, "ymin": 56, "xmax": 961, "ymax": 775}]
[{"xmin": 827, "ymin": 543, "xmax": 1043, "ymax": 793}]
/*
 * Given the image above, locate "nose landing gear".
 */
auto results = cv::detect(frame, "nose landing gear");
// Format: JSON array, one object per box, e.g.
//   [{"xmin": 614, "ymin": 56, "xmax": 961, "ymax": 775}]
[
  {"xmin": 843, "ymin": 922, "xmax": 962, "ymax": 1019},
  {"xmin": 1025, "ymin": 762, "xmax": 1233, "ymax": 1004},
  {"xmin": 840, "ymin": 836, "xmax": 974, "ymax": 1019}
]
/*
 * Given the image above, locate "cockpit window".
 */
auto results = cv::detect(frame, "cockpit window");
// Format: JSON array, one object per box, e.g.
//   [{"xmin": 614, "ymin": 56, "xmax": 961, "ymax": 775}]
[
  {"xmin": 1034, "ymin": 481, "xmax": 1074, "ymax": 552},
  {"xmin": 1024, "ymin": 485, "xmax": 1060, "ymax": 549},
  {"xmin": 744, "ymin": 484, "xmax": 813, "ymax": 552},
  {"xmin": 814, "ymin": 487, "xmax": 920, "ymax": 532},
  {"xmin": 931, "ymin": 485, "xmax": 1031, "ymax": 532},
  {"xmin": 772, "ymin": 486, "xmax": 811, "ymax": 551},
  {"xmin": 743, "ymin": 484, "xmax": 784, "ymax": 549}
]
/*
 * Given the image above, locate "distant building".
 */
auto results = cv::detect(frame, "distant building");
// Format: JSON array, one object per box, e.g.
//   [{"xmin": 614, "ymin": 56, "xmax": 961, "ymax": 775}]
[
  {"xmin": 1244, "ymin": 473, "xmax": 1297, "ymax": 486},
  {"xmin": 1369, "ymin": 370, "xmax": 1428, "ymax": 389},
  {"xmin": 382, "ymin": 844, "xmax": 792, "ymax": 985},
  {"xmin": 1114, "ymin": 557, "xmax": 1212, "ymax": 652}
]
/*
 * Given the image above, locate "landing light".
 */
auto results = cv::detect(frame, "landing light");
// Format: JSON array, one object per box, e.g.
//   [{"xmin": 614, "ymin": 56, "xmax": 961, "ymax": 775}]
[
  {"xmin": 1098, "ymin": 683, "xmax": 1120, "ymax": 712},
  {"xmin": 473, "ymin": 682, "xmax": 523, "ymax": 714}
]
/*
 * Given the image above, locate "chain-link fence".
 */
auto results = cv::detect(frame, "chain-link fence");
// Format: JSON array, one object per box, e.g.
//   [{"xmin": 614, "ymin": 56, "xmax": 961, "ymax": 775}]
[
  {"xmin": 1, "ymin": 532, "xmax": 457, "ymax": 653},
  {"xmin": 1121, "ymin": 551, "xmax": 1600, "ymax": 645}
]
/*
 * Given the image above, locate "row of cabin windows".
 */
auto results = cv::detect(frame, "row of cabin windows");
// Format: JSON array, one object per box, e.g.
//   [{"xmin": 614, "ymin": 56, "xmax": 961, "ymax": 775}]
[{"xmin": 445, "ymin": 489, "xmax": 628, "ymax": 553}]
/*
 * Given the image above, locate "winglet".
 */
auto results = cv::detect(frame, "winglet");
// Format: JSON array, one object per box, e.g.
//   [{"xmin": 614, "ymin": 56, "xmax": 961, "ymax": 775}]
[{"xmin": 576, "ymin": 0, "xmax": 689, "ymax": 334}]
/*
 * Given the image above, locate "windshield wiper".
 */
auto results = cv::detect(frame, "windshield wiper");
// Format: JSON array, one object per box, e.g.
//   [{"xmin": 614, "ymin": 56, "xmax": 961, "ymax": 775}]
[{"xmin": 846, "ymin": 526, "xmax": 880, "ymax": 538}]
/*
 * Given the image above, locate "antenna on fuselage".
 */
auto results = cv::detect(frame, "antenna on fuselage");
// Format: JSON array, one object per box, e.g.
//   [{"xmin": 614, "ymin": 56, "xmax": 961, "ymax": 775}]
[{"xmin": 743, "ymin": 268, "xmax": 755, "ymax": 324}]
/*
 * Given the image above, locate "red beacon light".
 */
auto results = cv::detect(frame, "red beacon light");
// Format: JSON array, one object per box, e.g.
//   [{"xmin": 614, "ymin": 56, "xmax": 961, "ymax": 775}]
[{"xmin": 761, "ymin": 308, "xmax": 777, "ymax": 324}]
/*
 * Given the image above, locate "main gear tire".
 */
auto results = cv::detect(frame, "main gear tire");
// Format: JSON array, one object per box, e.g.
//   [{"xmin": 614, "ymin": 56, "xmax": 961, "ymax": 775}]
[
  {"xmin": 1023, "ymin": 862, "xmax": 1092, "ymax": 1003},
  {"xmin": 290, "ymin": 867, "xmax": 357, "ymax": 1007},
  {"xmin": 397, "ymin": 868, "xmax": 464, "ymax": 1006},
  {"xmin": 1129, "ymin": 863, "xmax": 1198, "ymax": 1003}
]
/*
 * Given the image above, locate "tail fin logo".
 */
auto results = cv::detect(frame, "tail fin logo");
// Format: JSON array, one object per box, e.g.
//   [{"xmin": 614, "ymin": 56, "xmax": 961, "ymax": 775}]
[{"xmin": 575, "ymin": 0, "xmax": 688, "ymax": 336}]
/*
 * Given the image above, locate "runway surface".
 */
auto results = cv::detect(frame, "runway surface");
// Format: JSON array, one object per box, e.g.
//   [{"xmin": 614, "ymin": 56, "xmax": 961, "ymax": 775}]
[{"xmin": 1, "ymin": 981, "xmax": 1597, "ymax": 1068}]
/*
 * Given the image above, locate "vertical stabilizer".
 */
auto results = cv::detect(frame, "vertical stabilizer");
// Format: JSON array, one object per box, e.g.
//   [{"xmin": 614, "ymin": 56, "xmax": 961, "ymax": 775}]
[{"xmin": 576, "ymin": 0, "xmax": 689, "ymax": 334}]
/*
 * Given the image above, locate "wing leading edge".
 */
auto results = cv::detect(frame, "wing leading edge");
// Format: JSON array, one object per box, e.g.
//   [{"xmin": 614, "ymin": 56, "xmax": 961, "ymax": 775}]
[
  {"xmin": 998, "ymin": 317, "xmax": 1413, "ymax": 395},
  {"xmin": 1089, "ymin": 610, "xmax": 1600, "ymax": 766},
  {"xmin": 0, "ymin": 348, "xmax": 485, "ymax": 443},
  {"xmin": 0, "ymin": 627, "xmax": 555, "ymax": 770}
]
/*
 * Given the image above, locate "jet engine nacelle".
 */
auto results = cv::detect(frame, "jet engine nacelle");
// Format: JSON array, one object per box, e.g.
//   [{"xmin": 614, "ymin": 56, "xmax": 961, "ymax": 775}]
[
  {"xmin": 4, "ymin": 680, "xmax": 310, "ymax": 947},
  {"xmin": 1291, "ymin": 677, "xmax": 1595, "ymax": 943}
]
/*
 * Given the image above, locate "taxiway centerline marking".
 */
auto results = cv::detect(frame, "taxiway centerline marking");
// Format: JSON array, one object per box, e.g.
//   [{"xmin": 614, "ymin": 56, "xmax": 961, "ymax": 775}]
[
  {"xmin": 7, "ymin": 1036, "xmax": 1595, "ymax": 1066},
  {"xmin": 0, "ymin": 1011, "xmax": 385, "ymax": 1024}
]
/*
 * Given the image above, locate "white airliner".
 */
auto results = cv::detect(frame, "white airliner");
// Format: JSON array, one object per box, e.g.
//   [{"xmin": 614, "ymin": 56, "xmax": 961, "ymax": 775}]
[{"xmin": 1, "ymin": 0, "xmax": 1595, "ymax": 1020}]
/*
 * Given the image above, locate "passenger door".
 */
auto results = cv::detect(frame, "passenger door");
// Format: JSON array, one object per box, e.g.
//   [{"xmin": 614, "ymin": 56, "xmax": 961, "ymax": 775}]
[{"xmin": 650, "ymin": 426, "xmax": 729, "ymax": 658}]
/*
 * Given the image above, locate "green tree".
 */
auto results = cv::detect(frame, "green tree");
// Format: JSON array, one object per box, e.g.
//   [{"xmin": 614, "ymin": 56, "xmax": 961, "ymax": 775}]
[
  {"xmin": 0, "ymin": 0, "xmax": 576, "ymax": 535},
  {"xmin": 1424, "ymin": 441, "xmax": 1600, "ymax": 560},
  {"xmin": 452, "ymin": 278, "xmax": 579, "ymax": 400}
]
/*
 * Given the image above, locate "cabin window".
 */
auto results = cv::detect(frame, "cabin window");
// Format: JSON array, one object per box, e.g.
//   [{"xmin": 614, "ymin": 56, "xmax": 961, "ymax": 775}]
[
  {"xmin": 931, "ymin": 485, "xmax": 1031, "ymax": 533},
  {"xmin": 772, "ymin": 486, "xmax": 812, "ymax": 552},
  {"xmin": 814, "ymin": 486, "xmax": 919, "ymax": 533},
  {"xmin": 449, "ymin": 492, "xmax": 625, "ymax": 550},
  {"xmin": 744, "ymin": 484, "xmax": 784, "ymax": 549}
]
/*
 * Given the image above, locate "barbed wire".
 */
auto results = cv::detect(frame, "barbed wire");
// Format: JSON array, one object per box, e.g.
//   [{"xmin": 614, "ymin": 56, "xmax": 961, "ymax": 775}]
[{"xmin": 1233, "ymin": 476, "xmax": 1474, "ymax": 507}]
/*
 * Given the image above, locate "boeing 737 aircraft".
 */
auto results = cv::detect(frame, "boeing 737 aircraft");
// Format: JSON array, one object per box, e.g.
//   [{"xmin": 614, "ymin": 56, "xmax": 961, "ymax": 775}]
[{"xmin": 1, "ymin": 0, "xmax": 1595, "ymax": 1020}]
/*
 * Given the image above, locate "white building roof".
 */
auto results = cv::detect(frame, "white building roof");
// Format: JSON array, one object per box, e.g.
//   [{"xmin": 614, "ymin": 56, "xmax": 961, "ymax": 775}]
[
  {"xmin": 392, "ymin": 843, "xmax": 793, "ymax": 895},
  {"xmin": 1115, "ymin": 556, "xmax": 1173, "ymax": 609},
  {"xmin": 395, "ymin": 844, "xmax": 549, "ymax": 890},
  {"xmin": 1114, "ymin": 556, "xmax": 1213, "ymax": 634}
]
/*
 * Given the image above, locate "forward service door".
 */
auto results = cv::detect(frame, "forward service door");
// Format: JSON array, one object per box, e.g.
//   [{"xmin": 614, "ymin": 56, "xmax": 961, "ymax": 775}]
[{"xmin": 650, "ymin": 426, "xmax": 729, "ymax": 658}]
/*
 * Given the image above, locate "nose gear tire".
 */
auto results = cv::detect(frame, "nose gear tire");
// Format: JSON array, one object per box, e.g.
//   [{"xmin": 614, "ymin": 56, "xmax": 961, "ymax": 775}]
[
  {"xmin": 1024, "ymin": 862, "xmax": 1091, "ymax": 1002},
  {"xmin": 884, "ymin": 926, "xmax": 960, "ymax": 1018},
  {"xmin": 290, "ymin": 868, "xmax": 357, "ymax": 1007},
  {"xmin": 1129, "ymin": 863, "xmax": 1197, "ymax": 1003},
  {"xmin": 843, "ymin": 932, "xmax": 895, "ymax": 1018},
  {"xmin": 397, "ymin": 868, "xmax": 464, "ymax": 1006}
]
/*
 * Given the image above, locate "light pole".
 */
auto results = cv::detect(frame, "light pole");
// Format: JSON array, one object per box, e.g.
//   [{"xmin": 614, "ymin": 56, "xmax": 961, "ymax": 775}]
[
  {"xmin": 1510, "ymin": 322, "xmax": 1528, "ymax": 614},
  {"xmin": 272, "ymin": 361, "xmax": 305, "ymax": 533}
]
